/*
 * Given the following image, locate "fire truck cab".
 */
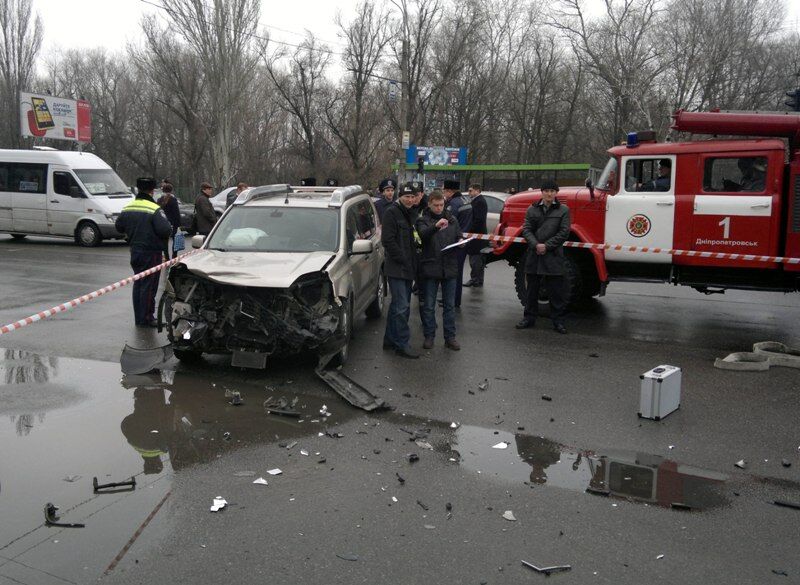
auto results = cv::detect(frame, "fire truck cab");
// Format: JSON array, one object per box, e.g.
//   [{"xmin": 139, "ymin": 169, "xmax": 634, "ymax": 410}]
[{"xmin": 492, "ymin": 110, "xmax": 800, "ymax": 306}]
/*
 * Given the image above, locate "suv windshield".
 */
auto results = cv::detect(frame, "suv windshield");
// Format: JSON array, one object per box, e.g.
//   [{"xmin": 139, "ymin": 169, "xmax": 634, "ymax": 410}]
[
  {"xmin": 207, "ymin": 207, "xmax": 340, "ymax": 253},
  {"xmin": 74, "ymin": 169, "xmax": 130, "ymax": 196},
  {"xmin": 596, "ymin": 157, "xmax": 618, "ymax": 191}
]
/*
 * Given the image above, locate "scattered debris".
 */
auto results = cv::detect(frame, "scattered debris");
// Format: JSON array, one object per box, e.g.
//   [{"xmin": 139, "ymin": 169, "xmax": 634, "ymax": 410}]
[
  {"xmin": 589, "ymin": 353, "xmax": 599, "ymax": 358},
  {"xmin": 772, "ymin": 569, "xmax": 789, "ymax": 577},
  {"xmin": 267, "ymin": 468, "xmax": 283, "ymax": 476},
  {"xmin": 416, "ymin": 500, "xmax": 429, "ymax": 511},
  {"xmin": 772, "ymin": 500, "xmax": 800, "ymax": 511},
  {"xmin": 520, "ymin": 560, "xmax": 571, "ymax": 575},
  {"xmin": 450, "ymin": 422, "xmax": 460, "ymax": 429},
  {"xmin": 424, "ymin": 525, "xmax": 436, "ymax": 530},
  {"xmin": 415, "ymin": 440, "xmax": 434, "ymax": 450},
  {"xmin": 408, "ymin": 453, "xmax": 419, "ymax": 463},
  {"xmin": 326, "ymin": 431, "xmax": 344, "ymax": 439},
  {"xmin": 93, "ymin": 476, "xmax": 136, "ymax": 493},
  {"xmin": 226, "ymin": 390, "xmax": 243, "ymax": 406},
  {"xmin": 478, "ymin": 379, "xmax": 489, "ymax": 391},
  {"xmin": 223, "ymin": 432, "xmax": 232, "ymax": 441},
  {"xmin": 336, "ymin": 553, "xmax": 359, "ymax": 562},
  {"xmin": 300, "ymin": 450, "xmax": 309, "ymax": 457},
  {"xmin": 44, "ymin": 503, "xmax": 85, "ymax": 528},
  {"xmin": 492, "ymin": 442, "xmax": 509, "ymax": 449},
  {"xmin": 320, "ymin": 405, "xmax": 331, "ymax": 417},
  {"xmin": 396, "ymin": 473, "xmax": 406, "ymax": 484},
  {"xmin": 63, "ymin": 475, "xmax": 81, "ymax": 483},
  {"xmin": 541, "ymin": 394, "xmax": 552, "ymax": 401},
  {"xmin": 656, "ymin": 554, "xmax": 665, "ymax": 560},
  {"xmin": 210, "ymin": 497, "xmax": 227, "ymax": 512},
  {"xmin": 781, "ymin": 459, "xmax": 791, "ymax": 468},
  {"xmin": 495, "ymin": 376, "xmax": 510, "ymax": 381},
  {"xmin": 392, "ymin": 497, "xmax": 398, "ymax": 503},
  {"xmin": 402, "ymin": 392, "xmax": 412, "ymax": 398},
  {"xmin": 233, "ymin": 471, "xmax": 256, "ymax": 477},
  {"xmin": 502, "ymin": 510, "xmax": 517, "ymax": 522},
  {"xmin": 263, "ymin": 396, "xmax": 301, "ymax": 418},
  {"xmin": 735, "ymin": 460, "xmax": 746, "ymax": 469},
  {"xmin": 446, "ymin": 503, "xmax": 452, "ymax": 512},
  {"xmin": 317, "ymin": 458, "xmax": 327, "ymax": 464},
  {"xmin": 252, "ymin": 477, "xmax": 269, "ymax": 486},
  {"xmin": 285, "ymin": 441, "xmax": 297, "ymax": 450}
]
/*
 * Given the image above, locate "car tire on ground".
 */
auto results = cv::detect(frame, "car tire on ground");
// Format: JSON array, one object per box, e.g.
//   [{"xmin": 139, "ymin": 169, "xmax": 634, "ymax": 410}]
[
  {"xmin": 10, "ymin": 233, "xmax": 27, "ymax": 240},
  {"xmin": 365, "ymin": 270, "xmax": 385, "ymax": 319},
  {"xmin": 329, "ymin": 296, "xmax": 353, "ymax": 367},
  {"xmin": 75, "ymin": 221, "xmax": 102, "ymax": 247},
  {"xmin": 513, "ymin": 250, "xmax": 595, "ymax": 311}
]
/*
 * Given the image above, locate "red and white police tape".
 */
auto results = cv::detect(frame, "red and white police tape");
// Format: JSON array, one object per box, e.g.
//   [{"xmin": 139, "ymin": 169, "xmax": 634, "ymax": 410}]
[
  {"xmin": 462, "ymin": 232, "xmax": 800, "ymax": 265},
  {"xmin": 0, "ymin": 249, "xmax": 206, "ymax": 336}
]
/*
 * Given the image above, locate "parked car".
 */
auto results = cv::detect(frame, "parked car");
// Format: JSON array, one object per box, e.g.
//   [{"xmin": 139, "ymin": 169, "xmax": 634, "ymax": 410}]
[
  {"xmin": 163, "ymin": 184, "xmax": 385, "ymax": 369},
  {"xmin": 177, "ymin": 201, "xmax": 194, "ymax": 231},
  {"xmin": 483, "ymin": 191, "xmax": 510, "ymax": 234},
  {"xmin": 210, "ymin": 187, "xmax": 236, "ymax": 216}
]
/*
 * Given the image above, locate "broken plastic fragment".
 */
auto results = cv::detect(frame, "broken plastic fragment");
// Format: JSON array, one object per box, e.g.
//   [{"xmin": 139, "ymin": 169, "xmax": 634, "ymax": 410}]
[
  {"xmin": 735, "ymin": 460, "xmax": 746, "ymax": 469},
  {"xmin": 781, "ymin": 459, "xmax": 791, "ymax": 468},
  {"xmin": 252, "ymin": 477, "xmax": 269, "ymax": 485},
  {"xmin": 267, "ymin": 468, "xmax": 283, "ymax": 475},
  {"xmin": 336, "ymin": 553, "xmax": 359, "ymax": 562},
  {"xmin": 656, "ymin": 554, "xmax": 665, "ymax": 560},
  {"xmin": 450, "ymin": 422, "xmax": 460, "ymax": 429},
  {"xmin": 285, "ymin": 441, "xmax": 297, "ymax": 450},
  {"xmin": 210, "ymin": 497, "xmax": 227, "ymax": 512},
  {"xmin": 391, "ymin": 496, "xmax": 398, "ymax": 503},
  {"xmin": 424, "ymin": 524, "xmax": 436, "ymax": 530},
  {"xmin": 63, "ymin": 475, "xmax": 81, "ymax": 483},
  {"xmin": 541, "ymin": 395, "xmax": 552, "ymax": 401},
  {"xmin": 408, "ymin": 453, "xmax": 419, "ymax": 463},
  {"xmin": 415, "ymin": 440, "xmax": 434, "ymax": 450},
  {"xmin": 502, "ymin": 510, "xmax": 517, "ymax": 521},
  {"xmin": 300, "ymin": 450, "xmax": 309, "ymax": 456},
  {"xmin": 478, "ymin": 379, "xmax": 489, "ymax": 391},
  {"xmin": 492, "ymin": 442, "xmax": 509, "ymax": 449}
]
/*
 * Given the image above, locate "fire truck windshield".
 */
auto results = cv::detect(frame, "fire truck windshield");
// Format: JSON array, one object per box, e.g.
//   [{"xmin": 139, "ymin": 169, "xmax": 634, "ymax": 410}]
[{"xmin": 597, "ymin": 157, "xmax": 618, "ymax": 191}]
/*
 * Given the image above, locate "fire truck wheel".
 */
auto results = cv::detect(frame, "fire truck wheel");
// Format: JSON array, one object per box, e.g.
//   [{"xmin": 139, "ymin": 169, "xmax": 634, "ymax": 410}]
[{"xmin": 513, "ymin": 252, "xmax": 590, "ymax": 310}]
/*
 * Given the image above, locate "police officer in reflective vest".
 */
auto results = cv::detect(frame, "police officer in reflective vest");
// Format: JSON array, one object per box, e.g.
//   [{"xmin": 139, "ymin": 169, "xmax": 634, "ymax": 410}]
[{"xmin": 116, "ymin": 177, "xmax": 172, "ymax": 327}]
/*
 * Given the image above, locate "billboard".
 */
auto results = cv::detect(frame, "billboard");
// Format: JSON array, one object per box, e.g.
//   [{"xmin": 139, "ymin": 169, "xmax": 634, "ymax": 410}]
[
  {"xmin": 405, "ymin": 145, "xmax": 467, "ymax": 166},
  {"xmin": 19, "ymin": 92, "xmax": 92, "ymax": 143}
]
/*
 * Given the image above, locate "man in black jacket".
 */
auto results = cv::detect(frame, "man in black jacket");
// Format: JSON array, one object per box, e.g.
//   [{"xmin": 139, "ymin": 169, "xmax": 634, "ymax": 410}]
[
  {"xmin": 464, "ymin": 183, "xmax": 488, "ymax": 287},
  {"xmin": 194, "ymin": 182, "xmax": 217, "ymax": 235},
  {"xmin": 373, "ymin": 178, "xmax": 396, "ymax": 224},
  {"xmin": 416, "ymin": 190, "xmax": 462, "ymax": 350},
  {"xmin": 116, "ymin": 177, "xmax": 172, "ymax": 327},
  {"xmin": 516, "ymin": 179, "xmax": 571, "ymax": 334},
  {"xmin": 381, "ymin": 183, "xmax": 420, "ymax": 358},
  {"xmin": 443, "ymin": 179, "xmax": 472, "ymax": 308}
]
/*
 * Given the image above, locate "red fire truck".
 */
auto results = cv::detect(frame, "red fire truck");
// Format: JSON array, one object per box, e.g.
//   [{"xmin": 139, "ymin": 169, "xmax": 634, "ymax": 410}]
[{"xmin": 490, "ymin": 110, "xmax": 800, "ymax": 305}]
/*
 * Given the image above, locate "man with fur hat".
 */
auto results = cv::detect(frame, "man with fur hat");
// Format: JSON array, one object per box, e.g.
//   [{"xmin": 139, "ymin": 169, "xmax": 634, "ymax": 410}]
[
  {"xmin": 374, "ymin": 178, "xmax": 396, "ymax": 223},
  {"xmin": 116, "ymin": 177, "xmax": 172, "ymax": 327},
  {"xmin": 515, "ymin": 179, "xmax": 571, "ymax": 334}
]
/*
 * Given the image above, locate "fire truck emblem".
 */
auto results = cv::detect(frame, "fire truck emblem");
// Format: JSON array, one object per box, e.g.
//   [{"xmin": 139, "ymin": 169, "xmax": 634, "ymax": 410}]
[{"xmin": 627, "ymin": 214, "xmax": 651, "ymax": 237}]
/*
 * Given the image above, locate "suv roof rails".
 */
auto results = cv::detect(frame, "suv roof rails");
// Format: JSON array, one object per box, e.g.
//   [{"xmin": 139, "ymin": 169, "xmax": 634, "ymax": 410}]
[
  {"xmin": 329, "ymin": 185, "xmax": 364, "ymax": 208},
  {"xmin": 235, "ymin": 184, "xmax": 291, "ymax": 205}
]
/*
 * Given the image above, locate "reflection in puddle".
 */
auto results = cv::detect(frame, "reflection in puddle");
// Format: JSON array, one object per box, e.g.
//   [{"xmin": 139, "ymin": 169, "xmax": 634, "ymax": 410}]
[
  {"xmin": 451, "ymin": 426, "xmax": 729, "ymax": 511},
  {"xmin": 120, "ymin": 371, "xmax": 358, "ymax": 473}
]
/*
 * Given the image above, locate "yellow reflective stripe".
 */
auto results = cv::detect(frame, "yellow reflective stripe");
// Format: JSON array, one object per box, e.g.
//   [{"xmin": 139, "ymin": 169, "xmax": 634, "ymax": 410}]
[
  {"xmin": 133, "ymin": 447, "xmax": 167, "ymax": 458},
  {"xmin": 123, "ymin": 199, "xmax": 160, "ymax": 213}
]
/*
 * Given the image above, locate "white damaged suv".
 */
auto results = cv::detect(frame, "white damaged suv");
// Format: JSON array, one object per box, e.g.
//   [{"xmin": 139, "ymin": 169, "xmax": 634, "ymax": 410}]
[{"xmin": 162, "ymin": 184, "xmax": 385, "ymax": 368}]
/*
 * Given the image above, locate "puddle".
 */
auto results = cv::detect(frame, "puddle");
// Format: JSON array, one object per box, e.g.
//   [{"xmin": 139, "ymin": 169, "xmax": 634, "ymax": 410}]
[
  {"xmin": 0, "ymin": 347, "xmax": 359, "ymax": 575},
  {"xmin": 449, "ymin": 425, "xmax": 730, "ymax": 511}
]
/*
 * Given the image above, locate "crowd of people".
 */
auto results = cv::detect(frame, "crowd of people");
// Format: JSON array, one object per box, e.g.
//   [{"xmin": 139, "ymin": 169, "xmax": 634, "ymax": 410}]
[{"xmin": 378, "ymin": 177, "xmax": 570, "ymax": 359}]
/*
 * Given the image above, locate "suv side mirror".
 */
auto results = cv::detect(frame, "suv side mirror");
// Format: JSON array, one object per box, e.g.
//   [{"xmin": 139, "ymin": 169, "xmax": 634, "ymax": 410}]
[
  {"xmin": 585, "ymin": 178, "xmax": 595, "ymax": 199},
  {"xmin": 191, "ymin": 235, "xmax": 205, "ymax": 249},
  {"xmin": 350, "ymin": 239, "xmax": 373, "ymax": 255}
]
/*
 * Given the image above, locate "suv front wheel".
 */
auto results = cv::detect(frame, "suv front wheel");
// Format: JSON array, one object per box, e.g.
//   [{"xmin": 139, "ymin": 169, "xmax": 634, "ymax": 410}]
[
  {"xmin": 365, "ymin": 270, "xmax": 385, "ymax": 318},
  {"xmin": 329, "ymin": 296, "xmax": 353, "ymax": 367}
]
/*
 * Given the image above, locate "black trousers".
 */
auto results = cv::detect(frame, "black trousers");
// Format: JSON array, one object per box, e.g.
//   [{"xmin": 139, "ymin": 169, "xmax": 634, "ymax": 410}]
[
  {"xmin": 523, "ymin": 273, "xmax": 566, "ymax": 326},
  {"xmin": 130, "ymin": 249, "xmax": 163, "ymax": 325},
  {"xmin": 469, "ymin": 253, "xmax": 485, "ymax": 283}
]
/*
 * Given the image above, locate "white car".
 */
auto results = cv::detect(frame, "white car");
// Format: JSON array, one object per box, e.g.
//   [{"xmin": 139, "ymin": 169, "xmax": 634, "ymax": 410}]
[
  {"xmin": 482, "ymin": 190, "xmax": 510, "ymax": 234},
  {"xmin": 210, "ymin": 187, "xmax": 236, "ymax": 216}
]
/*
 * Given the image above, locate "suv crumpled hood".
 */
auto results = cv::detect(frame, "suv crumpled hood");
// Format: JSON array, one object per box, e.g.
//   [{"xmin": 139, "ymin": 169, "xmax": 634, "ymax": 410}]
[{"xmin": 180, "ymin": 250, "xmax": 335, "ymax": 288}]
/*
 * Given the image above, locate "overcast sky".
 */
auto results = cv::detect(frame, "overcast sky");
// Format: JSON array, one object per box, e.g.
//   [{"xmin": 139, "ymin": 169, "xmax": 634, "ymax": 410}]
[{"xmin": 32, "ymin": 0, "xmax": 800, "ymax": 62}]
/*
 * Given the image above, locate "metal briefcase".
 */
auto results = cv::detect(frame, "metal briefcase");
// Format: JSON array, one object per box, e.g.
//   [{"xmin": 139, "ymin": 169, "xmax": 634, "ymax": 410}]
[{"xmin": 638, "ymin": 365, "xmax": 681, "ymax": 421}]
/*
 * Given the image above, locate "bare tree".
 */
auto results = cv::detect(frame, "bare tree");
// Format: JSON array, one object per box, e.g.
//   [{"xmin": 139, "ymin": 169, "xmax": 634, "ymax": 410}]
[
  {"xmin": 157, "ymin": 0, "xmax": 261, "ymax": 188},
  {"xmin": 325, "ymin": 1, "xmax": 391, "ymax": 183},
  {"xmin": 0, "ymin": 0, "xmax": 42, "ymax": 147}
]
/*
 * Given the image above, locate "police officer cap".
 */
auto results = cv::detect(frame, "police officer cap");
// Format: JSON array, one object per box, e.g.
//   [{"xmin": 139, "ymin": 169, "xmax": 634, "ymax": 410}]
[
  {"xmin": 136, "ymin": 177, "xmax": 157, "ymax": 192},
  {"xmin": 325, "ymin": 178, "xmax": 339, "ymax": 186},
  {"xmin": 399, "ymin": 183, "xmax": 415, "ymax": 196},
  {"xmin": 540, "ymin": 179, "xmax": 559, "ymax": 192},
  {"xmin": 301, "ymin": 177, "xmax": 317, "ymax": 186},
  {"xmin": 411, "ymin": 181, "xmax": 424, "ymax": 193},
  {"xmin": 443, "ymin": 179, "xmax": 459, "ymax": 190},
  {"xmin": 379, "ymin": 178, "xmax": 395, "ymax": 192}
]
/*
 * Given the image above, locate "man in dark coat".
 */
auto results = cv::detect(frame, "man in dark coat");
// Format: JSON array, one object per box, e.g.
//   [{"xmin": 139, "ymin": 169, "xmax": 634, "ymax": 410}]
[
  {"xmin": 516, "ymin": 179, "xmax": 571, "ymax": 334},
  {"xmin": 373, "ymin": 178, "xmax": 396, "ymax": 224},
  {"xmin": 193, "ymin": 182, "xmax": 217, "ymax": 235},
  {"xmin": 416, "ymin": 190, "xmax": 462, "ymax": 350},
  {"xmin": 381, "ymin": 183, "xmax": 420, "ymax": 358},
  {"xmin": 115, "ymin": 177, "xmax": 172, "ymax": 327},
  {"xmin": 443, "ymin": 179, "xmax": 472, "ymax": 308},
  {"xmin": 157, "ymin": 182, "xmax": 181, "ymax": 260},
  {"xmin": 464, "ymin": 183, "xmax": 488, "ymax": 287}
]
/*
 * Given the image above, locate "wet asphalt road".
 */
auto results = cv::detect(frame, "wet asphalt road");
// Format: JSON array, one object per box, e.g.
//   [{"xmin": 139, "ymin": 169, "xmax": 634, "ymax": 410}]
[{"xmin": 0, "ymin": 234, "xmax": 799, "ymax": 585}]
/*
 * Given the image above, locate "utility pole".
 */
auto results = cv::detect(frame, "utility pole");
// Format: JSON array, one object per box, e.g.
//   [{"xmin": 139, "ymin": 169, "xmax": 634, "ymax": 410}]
[{"xmin": 395, "ymin": 0, "xmax": 410, "ymax": 183}]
